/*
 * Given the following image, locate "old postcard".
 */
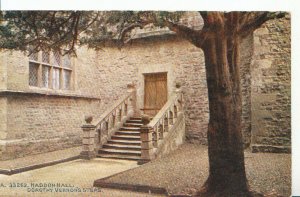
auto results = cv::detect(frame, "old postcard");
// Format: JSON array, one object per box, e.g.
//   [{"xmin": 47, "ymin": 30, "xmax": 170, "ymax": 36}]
[{"xmin": 0, "ymin": 0, "xmax": 297, "ymax": 196}]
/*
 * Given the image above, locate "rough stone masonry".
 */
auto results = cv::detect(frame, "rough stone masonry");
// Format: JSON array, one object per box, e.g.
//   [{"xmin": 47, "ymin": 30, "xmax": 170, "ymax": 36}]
[{"xmin": 250, "ymin": 14, "xmax": 291, "ymax": 153}]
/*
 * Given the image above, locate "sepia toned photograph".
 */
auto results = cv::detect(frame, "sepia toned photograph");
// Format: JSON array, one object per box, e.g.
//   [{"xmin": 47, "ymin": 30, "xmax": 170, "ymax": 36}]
[{"xmin": 0, "ymin": 5, "xmax": 293, "ymax": 197}]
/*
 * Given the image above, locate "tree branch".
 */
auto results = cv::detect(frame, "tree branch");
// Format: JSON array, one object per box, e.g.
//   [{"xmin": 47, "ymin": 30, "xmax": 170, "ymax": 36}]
[
  {"xmin": 238, "ymin": 12, "xmax": 286, "ymax": 38},
  {"xmin": 119, "ymin": 23, "xmax": 145, "ymax": 42},
  {"xmin": 225, "ymin": 12, "xmax": 240, "ymax": 36},
  {"xmin": 114, "ymin": 20, "xmax": 154, "ymax": 48},
  {"xmin": 47, "ymin": 12, "xmax": 79, "ymax": 54},
  {"xmin": 68, "ymin": 12, "xmax": 81, "ymax": 55},
  {"xmin": 199, "ymin": 11, "xmax": 209, "ymax": 24},
  {"xmin": 79, "ymin": 12, "xmax": 100, "ymax": 35},
  {"xmin": 164, "ymin": 20, "xmax": 209, "ymax": 48},
  {"xmin": 239, "ymin": 12, "xmax": 252, "ymax": 28}
]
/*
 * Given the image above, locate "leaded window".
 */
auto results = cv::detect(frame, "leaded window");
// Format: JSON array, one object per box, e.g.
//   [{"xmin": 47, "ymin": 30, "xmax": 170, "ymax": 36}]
[
  {"xmin": 29, "ymin": 62, "xmax": 39, "ymax": 86},
  {"xmin": 42, "ymin": 65, "xmax": 50, "ymax": 88},
  {"xmin": 63, "ymin": 70, "xmax": 71, "ymax": 89},
  {"xmin": 42, "ymin": 51, "xmax": 50, "ymax": 64},
  {"xmin": 28, "ymin": 50, "xmax": 73, "ymax": 90},
  {"xmin": 29, "ymin": 52, "xmax": 38, "ymax": 62}
]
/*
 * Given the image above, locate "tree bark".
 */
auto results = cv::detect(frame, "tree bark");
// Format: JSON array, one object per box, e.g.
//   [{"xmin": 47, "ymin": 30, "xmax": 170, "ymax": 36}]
[{"xmin": 197, "ymin": 27, "xmax": 251, "ymax": 197}]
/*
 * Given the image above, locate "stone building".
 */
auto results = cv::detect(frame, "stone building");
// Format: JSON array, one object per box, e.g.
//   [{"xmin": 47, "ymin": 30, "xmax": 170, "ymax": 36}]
[{"xmin": 0, "ymin": 12, "xmax": 291, "ymax": 160}]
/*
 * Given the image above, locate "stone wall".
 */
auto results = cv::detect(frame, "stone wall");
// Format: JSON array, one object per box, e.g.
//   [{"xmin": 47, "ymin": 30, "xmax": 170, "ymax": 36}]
[
  {"xmin": 251, "ymin": 15, "xmax": 291, "ymax": 153},
  {"xmin": 0, "ymin": 98, "xmax": 7, "ymax": 140},
  {"xmin": 0, "ymin": 51, "xmax": 7, "ymax": 90},
  {"xmin": 1, "ymin": 95, "xmax": 101, "ymax": 160},
  {"xmin": 240, "ymin": 35, "xmax": 254, "ymax": 147}
]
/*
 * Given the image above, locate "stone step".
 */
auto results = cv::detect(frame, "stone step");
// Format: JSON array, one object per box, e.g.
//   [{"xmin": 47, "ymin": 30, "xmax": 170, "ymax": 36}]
[
  {"xmin": 107, "ymin": 139, "xmax": 141, "ymax": 146},
  {"xmin": 96, "ymin": 116, "xmax": 144, "ymax": 161},
  {"xmin": 111, "ymin": 135, "xmax": 141, "ymax": 141},
  {"xmin": 130, "ymin": 117, "xmax": 142, "ymax": 121},
  {"xmin": 126, "ymin": 120, "xmax": 143, "ymax": 124},
  {"xmin": 123, "ymin": 123, "xmax": 143, "ymax": 127},
  {"xmin": 120, "ymin": 127, "xmax": 141, "ymax": 131},
  {"xmin": 96, "ymin": 153, "xmax": 141, "ymax": 161},
  {"xmin": 115, "ymin": 131, "xmax": 140, "ymax": 136},
  {"xmin": 99, "ymin": 148, "xmax": 141, "ymax": 156},
  {"xmin": 103, "ymin": 144, "xmax": 141, "ymax": 151}
]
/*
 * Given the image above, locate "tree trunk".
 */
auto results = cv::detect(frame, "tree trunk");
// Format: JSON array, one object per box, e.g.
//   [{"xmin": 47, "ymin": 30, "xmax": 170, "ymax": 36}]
[{"xmin": 197, "ymin": 29, "xmax": 251, "ymax": 197}]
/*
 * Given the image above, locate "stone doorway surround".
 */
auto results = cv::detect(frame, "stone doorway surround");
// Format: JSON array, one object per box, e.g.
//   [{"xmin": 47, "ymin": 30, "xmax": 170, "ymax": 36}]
[{"xmin": 136, "ymin": 63, "xmax": 175, "ymax": 116}]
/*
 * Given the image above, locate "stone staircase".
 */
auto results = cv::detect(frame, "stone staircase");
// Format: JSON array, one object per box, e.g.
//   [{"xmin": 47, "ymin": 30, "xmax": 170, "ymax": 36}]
[
  {"xmin": 81, "ymin": 88, "xmax": 184, "ymax": 163},
  {"xmin": 97, "ymin": 117, "xmax": 143, "ymax": 161}
]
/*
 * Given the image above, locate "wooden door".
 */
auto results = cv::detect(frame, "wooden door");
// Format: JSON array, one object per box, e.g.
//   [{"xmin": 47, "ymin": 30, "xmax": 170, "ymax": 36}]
[{"xmin": 144, "ymin": 73, "xmax": 168, "ymax": 116}]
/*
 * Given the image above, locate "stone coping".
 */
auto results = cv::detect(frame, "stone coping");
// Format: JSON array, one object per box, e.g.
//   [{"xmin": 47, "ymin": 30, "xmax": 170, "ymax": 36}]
[
  {"xmin": 92, "ymin": 91, "xmax": 132, "ymax": 126},
  {"xmin": 0, "ymin": 156, "xmax": 80, "ymax": 175},
  {"xmin": 0, "ymin": 90, "xmax": 101, "ymax": 100},
  {"xmin": 0, "ymin": 146, "xmax": 81, "ymax": 175},
  {"xmin": 94, "ymin": 169, "xmax": 168, "ymax": 195}
]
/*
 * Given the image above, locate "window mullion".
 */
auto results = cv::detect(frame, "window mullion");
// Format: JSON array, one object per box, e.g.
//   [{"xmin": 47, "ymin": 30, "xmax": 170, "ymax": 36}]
[
  {"xmin": 49, "ymin": 52, "xmax": 53, "ymax": 89},
  {"xmin": 60, "ymin": 67, "xmax": 63, "ymax": 90},
  {"xmin": 37, "ymin": 53, "xmax": 42, "ymax": 88}
]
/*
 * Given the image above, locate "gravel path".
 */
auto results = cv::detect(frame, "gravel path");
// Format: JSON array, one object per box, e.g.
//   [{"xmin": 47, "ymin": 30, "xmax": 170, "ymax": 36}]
[{"xmin": 100, "ymin": 144, "xmax": 291, "ymax": 196}]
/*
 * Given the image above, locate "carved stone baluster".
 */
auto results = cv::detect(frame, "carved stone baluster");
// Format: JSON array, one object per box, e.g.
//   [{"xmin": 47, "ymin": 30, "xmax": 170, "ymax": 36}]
[
  {"xmin": 101, "ymin": 121, "xmax": 107, "ymax": 146},
  {"xmin": 124, "ymin": 103, "xmax": 128, "ymax": 116},
  {"xmin": 93, "ymin": 126, "xmax": 100, "ymax": 153},
  {"xmin": 112, "ymin": 114, "xmax": 116, "ymax": 128},
  {"xmin": 118, "ymin": 108, "xmax": 122, "ymax": 122},
  {"xmin": 164, "ymin": 114, "xmax": 169, "ymax": 132},
  {"xmin": 169, "ymin": 110, "xmax": 174, "ymax": 125},
  {"xmin": 162, "ymin": 117, "xmax": 165, "ymax": 134},
  {"xmin": 105, "ymin": 121, "xmax": 109, "ymax": 136},
  {"xmin": 101, "ymin": 121, "xmax": 107, "ymax": 144},
  {"xmin": 156, "ymin": 124, "xmax": 161, "ymax": 146},
  {"xmin": 159, "ymin": 123, "xmax": 163, "ymax": 139},
  {"xmin": 174, "ymin": 104, "xmax": 178, "ymax": 119},
  {"xmin": 152, "ymin": 126, "xmax": 158, "ymax": 148},
  {"xmin": 120, "ymin": 103, "xmax": 127, "ymax": 123},
  {"xmin": 96, "ymin": 123, "xmax": 102, "ymax": 147}
]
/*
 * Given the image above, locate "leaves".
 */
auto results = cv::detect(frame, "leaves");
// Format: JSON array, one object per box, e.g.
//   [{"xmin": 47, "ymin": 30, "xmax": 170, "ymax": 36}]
[
  {"xmin": 0, "ymin": 11, "xmax": 187, "ymax": 54},
  {"xmin": 0, "ymin": 11, "xmax": 286, "ymax": 54}
]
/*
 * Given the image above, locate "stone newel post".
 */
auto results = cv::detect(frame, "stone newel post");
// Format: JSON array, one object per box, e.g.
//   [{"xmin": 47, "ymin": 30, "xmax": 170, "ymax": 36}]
[
  {"xmin": 138, "ymin": 115, "xmax": 154, "ymax": 165},
  {"xmin": 175, "ymin": 84, "xmax": 184, "ymax": 114},
  {"xmin": 126, "ymin": 83, "xmax": 136, "ymax": 117},
  {"xmin": 80, "ymin": 115, "xmax": 96, "ymax": 160}
]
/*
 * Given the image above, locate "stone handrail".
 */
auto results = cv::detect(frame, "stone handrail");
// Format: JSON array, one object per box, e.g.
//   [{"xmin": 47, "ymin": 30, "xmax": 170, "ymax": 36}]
[
  {"xmin": 139, "ymin": 88, "xmax": 184, "ymax": 164},
  {"xmin": 94, "ymin": 92, "xmax": 134, "ymax": 128},
  {"xmin": 80, "ymin": 88, "xmax": 135, "ymax": 159}
]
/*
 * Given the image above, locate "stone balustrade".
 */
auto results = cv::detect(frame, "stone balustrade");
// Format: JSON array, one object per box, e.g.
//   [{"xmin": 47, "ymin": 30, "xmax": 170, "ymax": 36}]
[
  {"xmin": 139, "ymin": 88, "xmax": 184, "ymax": 164},
  {"xmin": 80, "ymin": 87, "xmax": 135, "ymax": 160}
]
